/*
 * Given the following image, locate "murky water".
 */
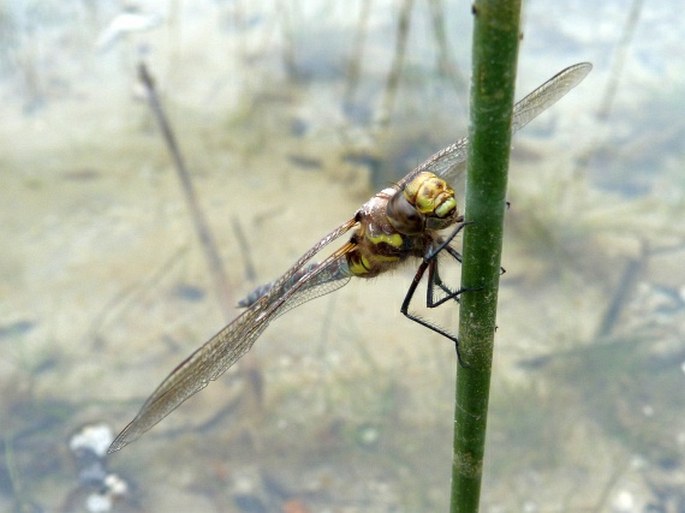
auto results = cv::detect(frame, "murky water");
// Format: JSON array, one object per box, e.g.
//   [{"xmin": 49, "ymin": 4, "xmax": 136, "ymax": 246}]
[{"xmin": 1, "ymin": 1, "xmax": 684, "ymax": 512}]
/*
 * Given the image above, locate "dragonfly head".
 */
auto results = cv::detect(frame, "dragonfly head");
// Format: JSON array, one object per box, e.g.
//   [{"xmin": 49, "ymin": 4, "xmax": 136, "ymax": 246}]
[{"xmin": 387, "ymin": 171, "xmax": 460, "ymax": 235}]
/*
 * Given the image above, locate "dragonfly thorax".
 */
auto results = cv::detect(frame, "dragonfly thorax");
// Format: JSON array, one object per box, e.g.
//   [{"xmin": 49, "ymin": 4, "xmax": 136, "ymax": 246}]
[{"xmin": 387, "ymin": 171, "xmax": 459, "ymax": 235}]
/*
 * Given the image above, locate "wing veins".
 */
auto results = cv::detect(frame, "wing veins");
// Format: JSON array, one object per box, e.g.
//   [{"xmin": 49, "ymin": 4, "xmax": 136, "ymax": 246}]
[
  {"xmin": 402, "ymin": 62, "xmax": 593, "ymax": 187},
  {"xmin": 108, "ymin": 219, "xmax": 357, "ymax": 452}
]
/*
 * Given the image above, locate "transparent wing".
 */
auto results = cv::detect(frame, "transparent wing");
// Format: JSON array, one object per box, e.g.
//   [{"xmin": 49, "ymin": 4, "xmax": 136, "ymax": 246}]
[
  {"xmin": 109, "ymin": 220, "xmax": 356, "ymax": 453},
  {"xmin": 406, "ymin": 62, "xmax": 592, "ymax": 187},
  {"xmin": 509, "ymin": 62, "xmax": 592, "ymax": 134},
  {"xmin": 238, "ymin": 263, "xmax": 319, "ymax": 308}
]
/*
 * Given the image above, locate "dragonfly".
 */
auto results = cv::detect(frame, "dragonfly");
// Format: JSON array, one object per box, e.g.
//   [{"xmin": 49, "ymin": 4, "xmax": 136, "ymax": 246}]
[{"xmin": 108, "ymin": 62, "xmax": 592, "ymax": 453}]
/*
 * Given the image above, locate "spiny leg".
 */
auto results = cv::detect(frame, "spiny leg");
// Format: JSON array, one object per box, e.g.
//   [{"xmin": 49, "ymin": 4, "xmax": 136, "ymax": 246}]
[
  {"xmin": 426, "ymin": 222, "xmax": 471, "ymax": 307},
  {"xmin": 400, "ymin": 222, "xmax": 469, "ymax": 363},
  {"xmin": 427, "ymin": 244, "xmax": 464, "ymax": 308}
]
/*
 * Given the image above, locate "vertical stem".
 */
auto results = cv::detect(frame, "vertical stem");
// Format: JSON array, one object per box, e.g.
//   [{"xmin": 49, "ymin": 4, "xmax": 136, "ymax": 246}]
[{"xmin": 450, "ymin": 1, "xmax": 521, "ymax": 513}]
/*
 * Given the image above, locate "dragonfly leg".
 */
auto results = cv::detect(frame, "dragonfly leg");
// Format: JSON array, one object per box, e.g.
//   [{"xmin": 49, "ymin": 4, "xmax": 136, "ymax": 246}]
[
  {"xmin": 426, "ymin": 221, "xmax": 470, "ymax": 307},
  {"xmin": 400, "ymin": 221, "xmax": 469, "ymax": 364},
  {"xmin": 426, "ymin": 244, "xmax": 464, "ymax": 308},
  {"xmin": 428, "ymin": 221, "xmax": 502, "ymax": 300},
  {"xmin": 428, "ymin": 219, "xmax": 469, "ymax": 259}
]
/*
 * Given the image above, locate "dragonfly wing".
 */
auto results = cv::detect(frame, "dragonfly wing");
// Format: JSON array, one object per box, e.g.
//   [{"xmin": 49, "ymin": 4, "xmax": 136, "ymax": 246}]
[
  {"xmin": 109, "ymin": 220, "xmax": 357, "ymax": 453},
  {"xmin": 510, "ymin": 62, "xmax": 592, "ymax": 133},
  {"xmin": 108, "ymin": 301, "xmax": 273, "ymax": 453},
  {"xmin": 416, "ymin": 136, "xmax": 470, "ymax": 187},
  {"xmin": 268, "ymin": 248, "xmax": 353, "ymax": 320},
  {"xmin": 238, "ymin": 263, "xmax": 319, "ymax": 308},
  {"xmin": 409, "ymin": 62, "xmax": 592, "ymax": 186},
  {"xmin": 109, "ymin": 256, "xmax": 353, "ymax": 453}
]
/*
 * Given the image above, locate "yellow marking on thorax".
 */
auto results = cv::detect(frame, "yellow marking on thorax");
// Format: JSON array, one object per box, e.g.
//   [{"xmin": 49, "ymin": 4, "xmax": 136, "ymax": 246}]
[{"xmin": 367, "ymin": 231, "xmax": 403, "ymax": 248}]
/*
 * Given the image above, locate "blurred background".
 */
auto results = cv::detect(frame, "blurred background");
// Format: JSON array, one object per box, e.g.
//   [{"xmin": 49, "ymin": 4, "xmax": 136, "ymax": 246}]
[{"xmin": 1, "ymin": 0, "xmax": 684, "ymax": 512}]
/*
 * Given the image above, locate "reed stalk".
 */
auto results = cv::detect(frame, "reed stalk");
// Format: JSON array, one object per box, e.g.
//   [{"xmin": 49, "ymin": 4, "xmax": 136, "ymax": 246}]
[{"xmin": 450, "ymin": 1, "xmax": 522, "ymax": 512}]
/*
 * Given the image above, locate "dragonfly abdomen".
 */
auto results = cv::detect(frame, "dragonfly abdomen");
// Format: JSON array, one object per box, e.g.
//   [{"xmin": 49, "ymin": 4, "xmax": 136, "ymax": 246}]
[{"xmin": 347, "ymin": 245, "xmax": 403, "ymax": 276}]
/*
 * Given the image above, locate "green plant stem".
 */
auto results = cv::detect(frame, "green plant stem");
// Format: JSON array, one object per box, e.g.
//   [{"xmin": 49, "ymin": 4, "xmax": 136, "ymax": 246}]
[{"xmin": 450, "ymin": 1, "xmax": 522, "ymax": 513}]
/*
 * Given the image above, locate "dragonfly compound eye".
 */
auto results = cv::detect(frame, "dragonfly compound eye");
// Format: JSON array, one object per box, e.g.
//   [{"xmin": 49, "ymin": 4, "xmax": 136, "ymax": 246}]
[
  {"xmin": 404, "ymin": 172, "xmax": 457, "ymax": 218},
  {"xmin": 386, "ymin": 190, "xmax": 425, "ymax": 235}
]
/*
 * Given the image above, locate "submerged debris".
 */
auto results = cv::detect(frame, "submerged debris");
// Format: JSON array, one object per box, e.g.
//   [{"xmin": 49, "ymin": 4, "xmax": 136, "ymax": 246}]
[{"xmin": 68, "ymin": 423, "xmax": 131, "ymax": 512}]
